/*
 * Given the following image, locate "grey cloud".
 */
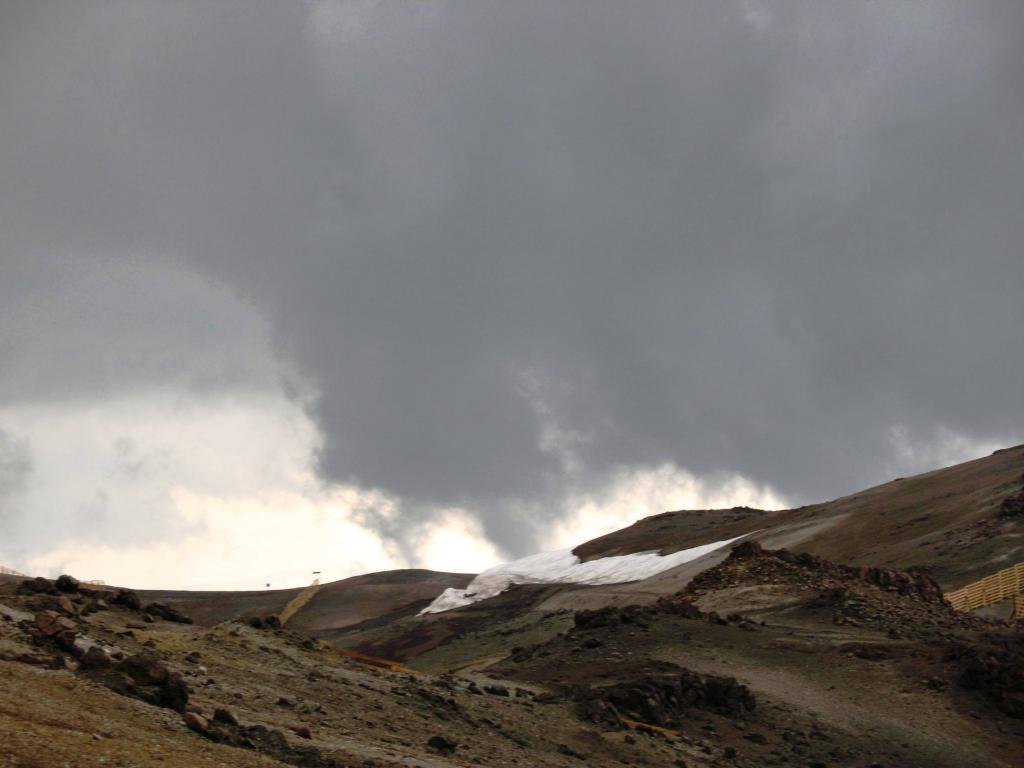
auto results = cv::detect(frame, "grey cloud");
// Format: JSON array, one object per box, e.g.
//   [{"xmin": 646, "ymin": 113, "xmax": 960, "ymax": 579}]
[
  {"xmin": 0, "ymin": 254, "xmax": 296, "ymax": 405},
  {"xmin": 0, "ymin": 430, "xmax": 32, "ymax": 502},
  {"xmin": 2, "ymin": 1, "xmax": 1023, "ymax": 556},
  {"xmin": 0, "ymin": 429, "xmax": 33, "ymax": 562}
]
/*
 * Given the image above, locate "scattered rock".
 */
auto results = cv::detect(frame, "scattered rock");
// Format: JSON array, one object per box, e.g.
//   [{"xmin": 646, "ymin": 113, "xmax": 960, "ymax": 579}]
[
  {"xmin": 427, "ymin": 735, "xmax": 457, "ymax": 755},
  {"xmin": 183, "ymin": 714, "xmax": 347, "ymax": 768},
  {"xmin": 679, "ymin": 543, "xmax": 971, "ymax": 639},
  {"xmin": 145, "ymin": 602, "xmax": 193, "ymax": 624},
  {"xmin": 89, "ymin": 652, "xmax": 190, "ymax": 713},
  {"xmin": 248, "ymin": 614, "xmax": 282, "ymax": 630},
  {"xmin": 574, "ymin": 605, "xmax": 653, "ymax": 630},
  {"xmin": 574, "ymin": 666, "xmax": 755, "ymax": 729},
  {"xmin": 952, "ymin": 632, "xmax": 1024, "ymax": 717},
  {"xmin": 999, "ymin": 486, "xmax": 1024, "ymax": 518},
  {"xmin": 19, "ymin": 577, "xmax": 53, "ymax": 595},
  {"xmin": 35, "ymin": 610, "xmax": 76, "ymax": 638},
  {"xmin": 34, "ymin": 610, "xmax": 77, "ymax": 650}
]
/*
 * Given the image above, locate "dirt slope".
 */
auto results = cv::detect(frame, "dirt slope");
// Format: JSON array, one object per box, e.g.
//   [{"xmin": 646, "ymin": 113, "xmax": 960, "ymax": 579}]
[
  {"xmin": 3, "ymin": 446, "xmax": 1023, "ymax": 767},
  {"xmin": 287, "ymin": 570, "xmax": 473, "ymax": 635},
  {"xmin": 791, "ymin": 444, "xmax": 1024, "ymax": 585},
  {"xmin": 0, "ymin": 579, "xmax": 704, "ymax": 768},
  {"xmin": 138, "ymin": 569, "xmax": 472, "ymax": 631},
  {"xmin": 574, "ymin": 444, "xmax": 1024, "ymax": 589}
]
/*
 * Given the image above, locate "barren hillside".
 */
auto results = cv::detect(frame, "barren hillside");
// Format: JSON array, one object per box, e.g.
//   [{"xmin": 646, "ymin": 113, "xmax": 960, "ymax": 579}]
[{"xmin": 2, "ymin": 446, "xmax": 1023, "ymax": 767}]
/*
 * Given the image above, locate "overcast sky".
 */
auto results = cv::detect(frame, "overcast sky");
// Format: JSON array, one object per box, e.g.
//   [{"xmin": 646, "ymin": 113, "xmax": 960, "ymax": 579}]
[{"xmin": 2, "ymin": 1, "xmax": 1022, "ymax": 588}]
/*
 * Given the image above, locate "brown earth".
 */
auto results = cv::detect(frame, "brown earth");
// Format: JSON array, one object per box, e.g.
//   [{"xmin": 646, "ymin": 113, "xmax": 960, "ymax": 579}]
[
  {"xmin": 137, "ymin": 569, "xmax": 472, "ymax": 631},
  {"xmin": 0, "ymin": 578, "xmax": 703, "ymax": 767},
  {"xmin": 3, "ymin": 446, "xmax": 1024, "ymax": 766},
  {"xmin": 573, "ymin": 443, "xmax": 1024, "ymax": 589}
]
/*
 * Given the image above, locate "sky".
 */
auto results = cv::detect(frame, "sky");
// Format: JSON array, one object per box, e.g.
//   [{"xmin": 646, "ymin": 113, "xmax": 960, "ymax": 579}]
[{"xmin": 1, "ymin": 1, "xmax": 1022, "ymax": 589}]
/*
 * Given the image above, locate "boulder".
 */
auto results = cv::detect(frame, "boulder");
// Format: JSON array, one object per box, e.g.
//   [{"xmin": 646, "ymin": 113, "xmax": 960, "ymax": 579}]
[
  {"xmin": 35, "ymin": 610, "xmax": 76, "ymax": 638},
  {"xmin": 427, "ymin": 735, "xmax": 458, "ymax": 755},
  {"xmin": 119, "ymin": 653, "xmax": 169, "ymax": 685},
  {"xmin": 55, "ymin": 574, "xmax": 80, "ymax": 593},
  {"xmin": 212, "ymin": 707, "xmax": 239, "ymax": 726},
  {"xmin": 79, "ymin": 645, "xmax": 112, "ymax": 669},
  {"xmin": 183, "ymin": 712, "xmax": 209, "ymax": 734},
  {"xmin": 112, "ymin": 589, "xmax": 142, "ymax": 611},
  {"xmin": 729, "ymin": 540, "xmax": 764, "ymax": 559},
  {"xmin": 19, "ymin": 577, "xmax": 53, "ymax": 595},
  {"xmin": 56, "ymin": 595, "xmax": 76, "ymax": 615},
  {"xmin": 105, "ymin": 653, "xmax": 190, "ymax": 712}
]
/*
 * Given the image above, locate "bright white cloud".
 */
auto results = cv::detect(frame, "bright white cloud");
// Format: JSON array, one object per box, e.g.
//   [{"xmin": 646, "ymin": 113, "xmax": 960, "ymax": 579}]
[
  {"xmin": 30, "ymin": 487, "xmax": 402, "ymax": 590},
  {"xmin": 1, "ymin": 393, "xmax": 789, "ymax": 590},
  {"xmin": 1, "ymin": 392, "xmax": 410, "ymax": 589},
  {"xmin": 408, "ymin": 508, "xmax": 504, "ymax": 575},
  {"xmin": 545, "ymin": 463, "xmax": 787, "ymax": 551}
]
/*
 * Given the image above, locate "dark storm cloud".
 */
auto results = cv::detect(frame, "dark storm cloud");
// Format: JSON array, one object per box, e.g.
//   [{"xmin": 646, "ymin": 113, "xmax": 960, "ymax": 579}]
[{"xmin": 2, "ymin": 1, "xmax": 1023, "ymax": 554}]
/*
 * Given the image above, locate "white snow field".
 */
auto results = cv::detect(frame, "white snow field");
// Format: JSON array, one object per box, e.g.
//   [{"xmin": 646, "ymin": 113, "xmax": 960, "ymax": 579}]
[{"xmin": 420, "ymin": 532, "xmax": 751, "ymax": 614}]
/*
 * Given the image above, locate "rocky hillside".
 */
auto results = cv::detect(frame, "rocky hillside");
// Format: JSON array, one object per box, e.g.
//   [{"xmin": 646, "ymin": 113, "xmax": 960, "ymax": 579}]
[{"xmin": 2, "ymin": 446, "xmax": 1023, "ymax": 767}]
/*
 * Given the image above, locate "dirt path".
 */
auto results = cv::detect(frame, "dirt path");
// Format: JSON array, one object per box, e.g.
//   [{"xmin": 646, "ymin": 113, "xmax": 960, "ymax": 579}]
[
  {"xmin": 654, "ymin": 640, "xmax": 1020, "ymax": 768},
  {"xmin": 279, "ymin": 583, "xmax": 322, "ymax": 626}
]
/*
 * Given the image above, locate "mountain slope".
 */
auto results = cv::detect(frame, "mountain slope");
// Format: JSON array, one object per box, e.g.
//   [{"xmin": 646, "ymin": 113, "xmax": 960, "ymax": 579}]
[
  {"xmin": 2, "ymin": 445, "xmax": 1023, "ymax": 767},
  {"xmin": 138, "ymin": 569, "xmax": 473, "ymax": 630},
  {"xmin": 574, "ymin": 444, "xmax": 1024, "ymax": 589}
]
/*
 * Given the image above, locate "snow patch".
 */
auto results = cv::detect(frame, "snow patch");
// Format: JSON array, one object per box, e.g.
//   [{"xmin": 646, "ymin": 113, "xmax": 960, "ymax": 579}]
[{"xmin": 420, "ymin": 533, "xmax": 751, "ymax": 614}]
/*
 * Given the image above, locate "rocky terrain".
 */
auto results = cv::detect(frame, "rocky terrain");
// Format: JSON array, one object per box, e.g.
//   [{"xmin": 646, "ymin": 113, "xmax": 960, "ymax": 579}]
[{"xmin": 2, "ymin": 446, "xmax": 1024, "ymax": 767}]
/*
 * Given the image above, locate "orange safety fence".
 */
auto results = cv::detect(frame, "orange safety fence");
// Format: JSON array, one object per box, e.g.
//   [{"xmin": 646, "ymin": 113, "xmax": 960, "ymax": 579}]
[
  {"xmin": 330, "ymin": 646, "xmax": 423, "ymax": 675},
  {"xmin": 945, "ymin": 561, "xmax": 1024, "ymax": 618},
  {"xmin": 621, "ymin": 718, "xmax": 680, "ymax": 737}
]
